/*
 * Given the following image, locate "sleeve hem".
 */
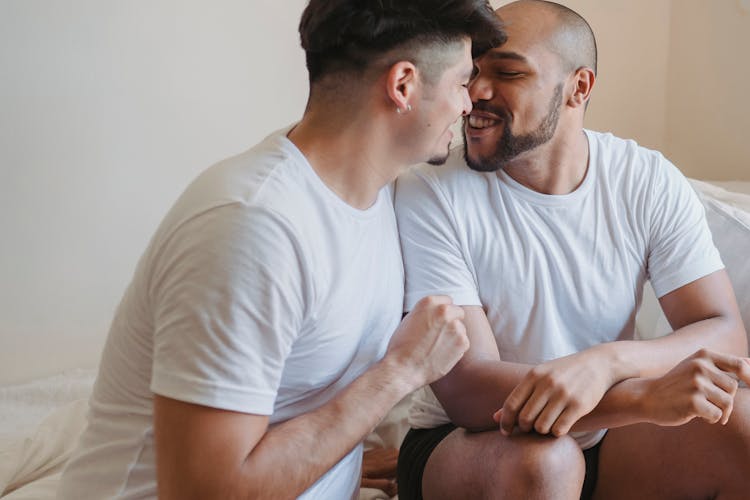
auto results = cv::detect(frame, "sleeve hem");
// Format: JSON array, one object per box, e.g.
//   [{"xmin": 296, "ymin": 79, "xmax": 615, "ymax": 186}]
[
  {"xmin": 404, "ymin": 289, "xmax": 482, "ymax": 312},
  {"xmin": 151, "ymin": 368, "xmax": 276, "ymax": 415},
  {"xmin": 651, "ymin": 257, "xmax": 725, "ymax": 298}
]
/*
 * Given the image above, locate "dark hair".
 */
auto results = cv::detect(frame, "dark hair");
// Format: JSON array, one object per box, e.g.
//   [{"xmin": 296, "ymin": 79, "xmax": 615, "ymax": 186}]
[{"xmin": 299, "ymin": 0, "xmax": 505, "ymax": 83}]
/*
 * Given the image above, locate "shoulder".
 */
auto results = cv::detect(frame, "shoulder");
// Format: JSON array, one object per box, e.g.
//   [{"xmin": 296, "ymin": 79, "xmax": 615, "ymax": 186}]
[
  {"xmin": 151, "ymin": 203, "xmax": 304, "ymax": 283},
  {"xmin": 196, "ymin": 128, "xmax": 311, "ymax": 208},
  {"xmin": 588, "ymin": 129, "xmax": 666, "ymax": 170},
  {"xmin": 587, "ymin": 129, "xmax": 687, "ymax": 194}
]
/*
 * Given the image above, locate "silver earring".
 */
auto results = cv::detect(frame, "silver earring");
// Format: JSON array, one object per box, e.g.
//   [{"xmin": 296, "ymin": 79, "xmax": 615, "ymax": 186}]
[{"xmin": 397, "ymin": 104, "xmax": 412, "ymax": 114}]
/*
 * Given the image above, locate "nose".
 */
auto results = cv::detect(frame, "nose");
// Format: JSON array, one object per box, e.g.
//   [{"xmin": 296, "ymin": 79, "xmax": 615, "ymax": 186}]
[{"xmin": 468, "ymin": 73, "xmax": 492, "ymax": 103}]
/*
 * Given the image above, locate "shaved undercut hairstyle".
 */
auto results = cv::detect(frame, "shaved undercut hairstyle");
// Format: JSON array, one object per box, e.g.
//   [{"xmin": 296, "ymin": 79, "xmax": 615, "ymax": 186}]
[
  {"xmin": 530, "ymin": 0, "xmax": 597, "ymax": 75},
  {"xmin": 299, "ymin": 0, "xmax": 506, "ymax": 87}
]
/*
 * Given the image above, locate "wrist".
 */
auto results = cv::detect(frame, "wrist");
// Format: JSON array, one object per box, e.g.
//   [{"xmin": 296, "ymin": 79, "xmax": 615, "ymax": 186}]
[
  {"xmin": 372, "ymin": 355, "xmax": 424, "ymax": 399},
  {"xmin": 620, "ymin": 377, "xmax": 654, "ymax": 423},
  {"xmin": 595, "ymin": 341, "xmax": 641, "ymax": 383}
]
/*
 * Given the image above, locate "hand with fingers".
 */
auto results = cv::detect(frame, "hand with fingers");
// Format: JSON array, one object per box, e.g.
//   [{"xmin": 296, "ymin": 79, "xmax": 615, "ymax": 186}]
[
  {"xmin": 640, "ymin": 348, "xmax": 750, "ymax": 426},
  {"xmin": 385, "ymin": 295, "xmax": 470, "ymax": 389},
  {"xmin": 493, "ymin": 347, "xmax": 620, "ymax": 437},
  {"xmin": 360, "ymin": 447, "xmax": 399, "ymax": 497}
]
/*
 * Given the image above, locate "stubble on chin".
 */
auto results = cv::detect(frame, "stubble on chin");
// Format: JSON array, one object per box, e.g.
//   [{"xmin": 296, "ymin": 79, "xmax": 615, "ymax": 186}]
[
  {"xmin": 427, "ymin": 153, "xmax": 450, "ymax": 166},
  {"xmin": 462, "ymin": 129, "xmax": 503, "ymax": 173},
  {"xmin": 426, "ymin": 144, "xmax": 452, "ymax": 166},
  {"xmin": 462, "ymin": 83, "xmax": 563, "ymax": 173}
]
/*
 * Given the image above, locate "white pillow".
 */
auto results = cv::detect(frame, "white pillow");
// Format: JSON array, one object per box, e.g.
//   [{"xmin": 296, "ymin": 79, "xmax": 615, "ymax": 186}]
[{"xmin": 636, "ymin": 181, "xmax": 750, "ymax": 343}]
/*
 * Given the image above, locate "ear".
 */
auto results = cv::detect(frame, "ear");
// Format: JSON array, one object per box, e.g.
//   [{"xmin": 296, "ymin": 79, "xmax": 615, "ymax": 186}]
[
  {"xmin": 567, "ymin": 67, "xmax": 595, "ymax": 109},
  {"xmin": 385, "ymin": 61, "xmax": 418, "ymax": 113}
]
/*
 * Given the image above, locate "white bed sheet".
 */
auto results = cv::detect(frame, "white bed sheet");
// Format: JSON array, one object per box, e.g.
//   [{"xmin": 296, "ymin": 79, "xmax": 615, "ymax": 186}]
[{"xmin": 0, "ymin": 370, "xmax": 93, "ymax": 499}]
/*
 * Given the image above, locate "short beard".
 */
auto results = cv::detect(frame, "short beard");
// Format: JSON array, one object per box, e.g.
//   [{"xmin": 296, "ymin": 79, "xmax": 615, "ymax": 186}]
[
  {"xmin": 427, "ymin": 148, "xmax": 451, "ymax": 166},
  {"xmin": 463, "ymin": 83, "xmax": 563, "ymax": 172}
]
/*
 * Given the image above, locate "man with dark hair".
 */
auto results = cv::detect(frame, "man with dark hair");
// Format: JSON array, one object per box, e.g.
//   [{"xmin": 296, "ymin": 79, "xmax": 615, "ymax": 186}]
[
  {"xmin": 395, "ymin": 1, "xmax": 750, "ymax": 499},
  {"xmin": 56, "ymin": 2, "xmax": 503, "ymax": 499}
]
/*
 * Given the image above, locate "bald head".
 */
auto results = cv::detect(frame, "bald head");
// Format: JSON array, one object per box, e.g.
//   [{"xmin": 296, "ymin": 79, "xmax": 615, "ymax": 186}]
[{"xmin": 498, "ymin": 0, "xmax": 597, "ymax": 76}]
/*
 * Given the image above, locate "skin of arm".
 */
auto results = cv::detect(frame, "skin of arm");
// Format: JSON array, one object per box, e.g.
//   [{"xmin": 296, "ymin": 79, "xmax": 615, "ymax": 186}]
[
  {"xmin": 432, "ymin": 270, "xmax": 749, "ymax": 435},
  {"xmin": 154, "ymin": 295, "xmax": 469, "ymax": 500}
]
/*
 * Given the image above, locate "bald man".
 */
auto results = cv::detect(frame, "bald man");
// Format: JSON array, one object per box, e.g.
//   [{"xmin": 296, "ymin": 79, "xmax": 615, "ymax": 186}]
[{"xmin": 395, "ymin": 1, "xmax": 750, "ymax": 499}]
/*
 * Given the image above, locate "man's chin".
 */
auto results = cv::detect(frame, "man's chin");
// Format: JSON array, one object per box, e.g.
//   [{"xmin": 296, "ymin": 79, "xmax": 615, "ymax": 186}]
[
  {"xmin": 427, "ymin": 156, "xmax": 448, "ymax": 166},
  {"xmin": 462, "ymin": 127, "xmax": 503, "ymax": 172},
  {"xmin": 426, "ymin": 149, "xmax": 451, "ymax": 166},
  {"xmin": 464, "ymin": 150, "xmax": 502, "ymax": 172}
]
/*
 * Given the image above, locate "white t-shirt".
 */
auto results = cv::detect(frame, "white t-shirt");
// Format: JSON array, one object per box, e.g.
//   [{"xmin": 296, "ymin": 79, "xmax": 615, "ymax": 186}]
[
  {"xmin": 395, "ymin": 130, "xmax": 723, "ymax": 449},
  {"xmin": 57, "ymin": 128, "xmax": 404, "ymax": 499}
]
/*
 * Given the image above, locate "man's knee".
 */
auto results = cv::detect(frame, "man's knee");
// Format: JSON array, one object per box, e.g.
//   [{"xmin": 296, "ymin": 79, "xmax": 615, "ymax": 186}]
[
  {"xmin": 422, "ymin": 431, "xmax": 584, "ymax": 500},
  {"xmin": 501, "ymin": 434, "xmax": 585, "ymax": 487}
]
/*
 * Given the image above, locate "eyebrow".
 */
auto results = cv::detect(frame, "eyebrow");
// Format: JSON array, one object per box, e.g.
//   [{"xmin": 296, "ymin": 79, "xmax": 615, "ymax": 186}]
[{"xmin": 483, "ymin": 51, "xmax": 529, "ymax": 63}]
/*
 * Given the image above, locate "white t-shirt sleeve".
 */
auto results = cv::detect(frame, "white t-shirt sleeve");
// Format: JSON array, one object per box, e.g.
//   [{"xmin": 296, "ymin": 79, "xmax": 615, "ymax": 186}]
[
  {"xmin": 148, "ymin": 203, "xmax": 309, "ymax": 415},
  {"xmin": 395, "ymin": 168, "xmax": 480, "ymax": 311},
  {"xmin": 646, "ymin": 157, "xmax": 724, "ymax": 298}
]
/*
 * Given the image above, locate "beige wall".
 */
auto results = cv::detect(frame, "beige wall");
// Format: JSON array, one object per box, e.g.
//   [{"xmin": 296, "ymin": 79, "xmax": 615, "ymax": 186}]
[
  {"xmin": 0, "ymin": 1, "xmax": 310, "ymax": 384},
  {"xmin": 665, "ymin": 0, "xmax": 750, "ymax": 181},
  {"xmin": 493, "ymin": 0, "xmax": 750, "ymax": 181},
  {"xmin": 557, "ymin": 0, "xmax": 673, "ymax": 152}
]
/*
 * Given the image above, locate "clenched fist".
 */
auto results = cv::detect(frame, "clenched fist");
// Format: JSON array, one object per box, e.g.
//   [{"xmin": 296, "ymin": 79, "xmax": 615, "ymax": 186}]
[{"xmin": 385, "ymin": 295, "xmax": 470, "ymax": 390}]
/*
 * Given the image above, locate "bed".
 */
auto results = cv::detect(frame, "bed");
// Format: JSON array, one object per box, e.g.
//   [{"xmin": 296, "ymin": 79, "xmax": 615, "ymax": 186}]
[{"xmin": 1, "ymin": 179, "xmax": 749, "ymax": 500}]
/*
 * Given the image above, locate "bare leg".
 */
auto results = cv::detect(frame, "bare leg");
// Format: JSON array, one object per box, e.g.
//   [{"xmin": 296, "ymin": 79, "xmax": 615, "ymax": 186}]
[
  {"xmin": 595, "ymin": 388, "xmax": 750, "ymax": 500},
  {"xmin": 422, "ymin": 428, "xmax": 585, "ymax": 500}
]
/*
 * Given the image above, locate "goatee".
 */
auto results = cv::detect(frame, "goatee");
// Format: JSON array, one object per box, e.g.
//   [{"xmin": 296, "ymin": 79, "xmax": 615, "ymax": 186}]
[{"xmin": 463, "ymin": 83, "xmax": 563, "ymax": 172}]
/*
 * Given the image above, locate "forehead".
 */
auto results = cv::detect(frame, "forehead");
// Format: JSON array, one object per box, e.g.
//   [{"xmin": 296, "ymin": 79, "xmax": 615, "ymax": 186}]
[{"xmin": 485, "ymin": 4, "xmax": 559, "ymax": 66}]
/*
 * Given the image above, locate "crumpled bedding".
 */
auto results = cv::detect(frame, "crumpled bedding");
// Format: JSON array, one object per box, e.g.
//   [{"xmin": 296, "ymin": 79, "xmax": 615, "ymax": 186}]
[
  {"xmin": 0, "ymin": 369, "xmax": 409, "ymax": 499},
  {"xmin": 0, "ymin": 369, "xmax": 94, "ymax": 499}
]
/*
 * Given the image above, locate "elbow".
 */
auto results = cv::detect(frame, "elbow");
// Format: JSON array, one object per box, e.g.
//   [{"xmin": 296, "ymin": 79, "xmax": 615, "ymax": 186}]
[
  {"xmin": 442, "ymin": 401, "xmax": 498, "ymax": 432},
  {"xmin": 431, "ymin": 372, "xmax": 501, "ymax": 432}
]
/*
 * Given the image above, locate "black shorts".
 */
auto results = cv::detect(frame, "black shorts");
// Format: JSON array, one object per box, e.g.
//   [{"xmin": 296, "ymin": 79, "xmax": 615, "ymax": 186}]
[{"xmin": 396, "ymin": 424, "xmax": 602, "ymax": 500}]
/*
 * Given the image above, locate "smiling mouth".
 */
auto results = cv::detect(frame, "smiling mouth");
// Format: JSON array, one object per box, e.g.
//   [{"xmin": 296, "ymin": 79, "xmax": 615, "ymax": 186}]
[{"xmin": 467, "ymin": 114, "xmax": 502, "ymax": 129}]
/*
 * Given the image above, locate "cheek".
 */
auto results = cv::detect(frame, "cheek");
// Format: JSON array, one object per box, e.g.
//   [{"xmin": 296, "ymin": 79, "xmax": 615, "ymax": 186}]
[{"xmin": 463, "ymin": 89, "xmax": 472, "ymax": 111}]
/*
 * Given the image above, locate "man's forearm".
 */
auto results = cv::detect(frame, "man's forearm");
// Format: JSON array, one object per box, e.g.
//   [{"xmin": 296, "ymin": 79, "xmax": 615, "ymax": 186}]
[
  {"xmin": 438, "ymin": 318, "xmax": 744, "ymax": 434},
  {"xmin": 566, "ymin": 315, "xmax": 746, "ymax": 430},
  {"xmin": 158, "ymin": 295, "xmax": 470, "ymax": 500},
  {"xmin": 569, "ymin": 377, "xmax": 650, "ymax": 432},
  {"xmin": 604, "ymin": 316, "xmax": 746, "ymax": 379},
  {"xmin": 432, "ymin": 358, "xmax": 530, "ymax": 431},
  {"xmin": 237, "ymin": 358, "xmax": 416, "ymax": 498}
]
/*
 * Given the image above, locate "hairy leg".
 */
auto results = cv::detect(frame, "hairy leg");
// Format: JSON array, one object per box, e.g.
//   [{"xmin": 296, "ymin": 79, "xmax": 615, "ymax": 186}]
[
  {"xmin": 595, "ymin": 388, "xmax": 750, "ymax": 500},
  {"xmin": 422, "ymin": 428, "xmax": 585, "ymax": 500}
]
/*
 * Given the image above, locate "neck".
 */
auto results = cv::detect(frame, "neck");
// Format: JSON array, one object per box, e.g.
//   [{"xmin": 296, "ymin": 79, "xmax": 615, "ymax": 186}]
[
  {"xmin": 502, "ymin": 128, "xmax": 590, "ymax": 195},
  {"xmin": 287, "ymin": 105, "xmax": 405, "ymax": 210}
]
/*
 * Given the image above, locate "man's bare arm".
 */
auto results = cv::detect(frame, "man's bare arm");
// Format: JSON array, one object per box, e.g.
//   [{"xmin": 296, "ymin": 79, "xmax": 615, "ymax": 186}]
[
  {"xmin": 154, "ymin": 296, "xmax": 469, "ymax": 500},
  {"xmin": 430, "ymin": 304, "xmax": 529, "ymax": 431},
  {"xmin": 434, "ymin": 270, "xmax": 748, "ymax": 434}
]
